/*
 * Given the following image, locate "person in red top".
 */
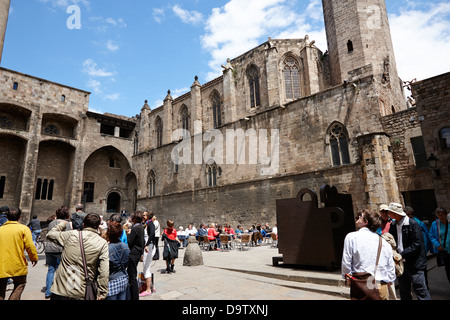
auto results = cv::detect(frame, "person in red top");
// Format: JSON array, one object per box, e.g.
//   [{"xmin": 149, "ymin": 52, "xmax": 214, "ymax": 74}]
[
  {"xmin": 162, "ymin": 220, "xmax": 180, "ymax": 273},
  {"xmin": 379, "ymin": 204, "xmax": 392, "ymax": 235},
  {"xmin": 207, "ymin": 223, "xmax": 220, "ymax": 250}
]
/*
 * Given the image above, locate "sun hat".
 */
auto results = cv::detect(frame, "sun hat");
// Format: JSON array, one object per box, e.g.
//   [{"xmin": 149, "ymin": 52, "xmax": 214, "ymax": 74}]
[
  {"xmin": 379, "ymin": 204, "xmax": 389, "ymax": 211},
  {"xmin": 387, "ymin": 202, "xmax": 406, "ymax": 217}
]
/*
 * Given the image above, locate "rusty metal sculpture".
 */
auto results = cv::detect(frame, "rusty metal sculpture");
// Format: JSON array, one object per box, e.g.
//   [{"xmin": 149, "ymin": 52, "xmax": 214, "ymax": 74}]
[{"xmin": 274, "ymin": 185, "xmax": 355, "ymax": 270}]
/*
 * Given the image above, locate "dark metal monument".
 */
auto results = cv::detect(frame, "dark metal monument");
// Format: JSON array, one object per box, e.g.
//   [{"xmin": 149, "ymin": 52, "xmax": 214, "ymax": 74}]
[{"xmin": 274, "ymin": 185, "xmax": 355, "ymax": 270}]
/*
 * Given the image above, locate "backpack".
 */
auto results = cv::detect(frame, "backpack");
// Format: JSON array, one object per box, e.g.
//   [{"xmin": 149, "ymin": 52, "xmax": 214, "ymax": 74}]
[{"xmin": 71, "ymin": 212, "xmax": 85, "ymax": 230}]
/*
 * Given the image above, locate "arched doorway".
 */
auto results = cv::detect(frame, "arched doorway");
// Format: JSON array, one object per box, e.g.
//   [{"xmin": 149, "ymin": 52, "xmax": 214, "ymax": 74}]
[{"xmin": 107, "ymin": 192, "xmax": 121, "ymax": 213}]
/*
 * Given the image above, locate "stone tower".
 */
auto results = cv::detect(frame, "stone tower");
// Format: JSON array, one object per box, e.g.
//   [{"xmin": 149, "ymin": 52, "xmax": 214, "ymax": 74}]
[
  {"xmin": 0, "ymin": 0, "xmax": 10, "ymax": 64},
  {"xmin": 322, "ymin": 0, "xmax": 405, "ymax": 112}
]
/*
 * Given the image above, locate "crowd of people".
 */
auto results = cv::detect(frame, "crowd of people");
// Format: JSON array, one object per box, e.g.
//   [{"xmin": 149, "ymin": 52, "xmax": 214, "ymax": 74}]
[
  {"xmin": 0, "ymin": 202, "xmax": 278, "ymax": 301},
  {"xmin": 0, "ymin": 201, "xmax": 448, "ymax": 301},
  {"xmin": 342, "ymin": 203, "xmax": 450, "ymax": 300}
]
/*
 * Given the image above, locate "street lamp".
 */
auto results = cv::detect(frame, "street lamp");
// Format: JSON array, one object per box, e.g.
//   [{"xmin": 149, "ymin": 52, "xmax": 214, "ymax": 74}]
[{"xmin": 427, "ymin": 154, "xmax": 440, "ymax": 177}]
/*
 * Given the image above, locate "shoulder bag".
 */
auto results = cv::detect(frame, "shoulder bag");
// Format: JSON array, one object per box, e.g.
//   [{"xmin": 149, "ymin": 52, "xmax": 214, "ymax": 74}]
[
  {"xmin": 79, "ymin": 230, "xmax": 98, "ymax": 300},
  {"xmin": 346, "ymin": 236, "xmax": 383, "ymax": 300}
]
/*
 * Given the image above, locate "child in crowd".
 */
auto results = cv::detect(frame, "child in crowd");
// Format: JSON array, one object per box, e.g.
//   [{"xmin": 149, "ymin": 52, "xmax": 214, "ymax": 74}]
[{"xmin": 162, "ymin": 220, "xmax": 181, "ymax": 273}]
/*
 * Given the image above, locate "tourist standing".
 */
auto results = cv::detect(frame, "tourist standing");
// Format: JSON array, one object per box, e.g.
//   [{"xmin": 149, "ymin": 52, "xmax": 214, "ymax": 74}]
[
  {"xmin": 47, "ymin": 213, "xmax": 109, "ymax": 300},
  {"xmin": 106, "ymin": 220, "xmax": 129, "ymax": 300},
  {"xmin": 127, "ymin": 211, "xmax": 145, "ymax": 300},
  {"xmin": 0, "ymin": 208, "xmax": 39, "ymax": 300},
  {"xmin": 429, "ymin": 207, "xmax": 450, "ymax": 284},
  {"xmin": 140, "ymin": 210, "xmax": 156, "ymax": 297},
  {"xmin": 387, "ymin": 203, "xmax": 431, "ymax": 300},
  {"xmin": 162, "ymin": 219, "xmax": 181, "ymax": 273},
  {"xmin": 44, "ymin": 206, "xmax": 71, "ymax": 299},
  {"xmin": 341, "ymin": 209, "xmax": 396, "ymax": 300}
]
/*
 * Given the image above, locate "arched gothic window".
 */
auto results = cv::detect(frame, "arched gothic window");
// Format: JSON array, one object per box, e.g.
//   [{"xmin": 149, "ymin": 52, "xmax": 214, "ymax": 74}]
[
  {"xmin": 247, "ymin": 66, "xmax": 260, "ymax": 108},
  {"xmin": 149, "ymin": 170, "xmax": 156, "ymax": 197},
  {"xmin": 180, "ymin": 105, "xmax": 190, "ymax": 138},
  {"xmin": 206, "ymin": 161, "xmax": 221, "ymax": 187},
  {"xmin": 283, "ymin": 56, "xmax": 301, "ymax": 100},
  {"xmin": 328, "ymin": 123, "xmax": 351, "ymax": 166},
  {"xmin": 155, "ymin": 116, "xmax": 163, "ymax": 147},
  {"xmin": 212, "ymin": 92, "xmax": 222, "ymax": 128}
]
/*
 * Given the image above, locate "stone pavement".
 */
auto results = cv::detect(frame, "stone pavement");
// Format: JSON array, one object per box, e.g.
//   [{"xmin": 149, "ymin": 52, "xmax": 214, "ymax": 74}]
[{"xmin": 10, "ymin": 240, "xmax": 450, "ymax": 301}]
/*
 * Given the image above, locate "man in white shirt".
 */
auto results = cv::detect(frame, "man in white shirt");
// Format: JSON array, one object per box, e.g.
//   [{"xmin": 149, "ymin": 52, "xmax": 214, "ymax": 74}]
[{"xmin": 342, "ymin": 209, "xmax": 396, "ymax": 300}]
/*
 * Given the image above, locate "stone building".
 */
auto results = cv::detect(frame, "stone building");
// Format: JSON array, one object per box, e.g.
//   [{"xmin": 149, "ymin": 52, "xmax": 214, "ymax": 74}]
[{"xmin": 0, "ymin": 0, "xmax": 448, "ymax": 226}]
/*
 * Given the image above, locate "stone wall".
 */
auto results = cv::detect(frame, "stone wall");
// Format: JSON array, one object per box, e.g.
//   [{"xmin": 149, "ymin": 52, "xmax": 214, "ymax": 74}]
[{"xmin": 412, "ymin": 72, "xmax": 450, "ymax": 209}]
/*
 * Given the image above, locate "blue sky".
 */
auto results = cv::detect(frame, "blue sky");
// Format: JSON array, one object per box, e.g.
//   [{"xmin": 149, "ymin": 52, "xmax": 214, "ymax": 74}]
[{"xmin": 2, "ymin": 0, "xmax": 450, "ymax": 118}]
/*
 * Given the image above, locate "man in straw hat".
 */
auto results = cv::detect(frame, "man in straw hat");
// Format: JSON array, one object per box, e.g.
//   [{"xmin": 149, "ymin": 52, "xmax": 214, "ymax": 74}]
[{"xmin": 387, "ymin": 203, "xmax": 431, "ymax": 300}]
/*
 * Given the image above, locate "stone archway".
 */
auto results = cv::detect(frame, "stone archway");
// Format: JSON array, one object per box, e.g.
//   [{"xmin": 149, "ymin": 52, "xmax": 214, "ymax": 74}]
[{"xmin": 107, "ymin": 192, "xmax": 121, "ymax": 213}]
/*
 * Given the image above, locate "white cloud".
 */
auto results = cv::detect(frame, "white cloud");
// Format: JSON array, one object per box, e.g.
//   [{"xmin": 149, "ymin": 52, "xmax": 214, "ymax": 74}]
[
  {"xmin": 172, "ymin": 5, "xmax": 203, "ymax": 25},
  {"xmin": 106, "ymin": 40, "xmax": 119, "ymax": 53},
  {"xmin": 38, "ymin": 0, "xmax": 90, "ymax": 9},
  {"xmin": 153, "ymin": 8, "xmax": 165, "ymax": 23},
  {"xmin": 105, "ymin": 17, "xmax": 127, "ymax": 28},
  {"xmin": 104, "ymin": 93, "xmax": 120, "ymax": 101},
  {"xmin": 86, "ymin": 78, "xmax": 102, "ymax": 94},
  {"xmin": 82, "ymin": 59, "xmax": 114, "ymax": 77},
  {"xmin": 389, "ymin": 2, "xmax": 450, "ymax": 82},
  {"xmin": 201, "ymin": 0, "xmax": 325, "ymax": 80}
]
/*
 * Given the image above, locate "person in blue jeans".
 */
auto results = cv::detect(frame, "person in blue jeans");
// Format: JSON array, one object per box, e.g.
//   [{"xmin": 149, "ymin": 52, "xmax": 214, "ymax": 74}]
[
  {"xmin": 44, "ymin": 206, "xmax": 71, "ymax": 299},
  {"xmin": 0, "ymin": 206, "xmax": 8, "ymax": 227}
]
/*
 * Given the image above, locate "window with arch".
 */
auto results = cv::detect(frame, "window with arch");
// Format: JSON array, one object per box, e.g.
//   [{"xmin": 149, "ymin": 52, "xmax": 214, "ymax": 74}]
[
  {"xmin": 149, "ymin": 170, "xmax": 156, "ymax": 197},
  {"xmin": 155, "ymin": 116, "xmax": 163, "ymax": 147},
  {"xmin": 180, "ymin": 105, "xmax": 190, "ymax": 138},
  {"xmin": 212, "ymin": 92, "xmax": 222, "ymax": 128},
  {"xmin": 283, "ymin": 56, "xmax": 301, "ymax": 100},
  {"xmin": 328, "ymin": 123, "xmax": 351, "ymax": 166},
  {"xmin": 206, "ymin": 161, "xmax": 221, "ymax": 187},
  {"xmin": 247, "ymin": 65, "xmax": 261, "ymax": 108},
  {"xmin": 439, "ymin": 127, "xmax": 450, "ymax": 149},
  {"xmin": 35, "ymin": 178, "xmax": 54, "ymax": 201}
]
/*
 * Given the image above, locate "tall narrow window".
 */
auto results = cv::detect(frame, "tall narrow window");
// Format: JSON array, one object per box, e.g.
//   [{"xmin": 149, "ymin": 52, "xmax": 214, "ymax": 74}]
[
  {"xmin": 0, "ymin": 176, "xmax": 5, "ymax": 199},
  {"xmin": 439, "ymin": 127, "xmax": 450, "ymax": 149},
  {"xmin": 329, "ymin": 123, "xmax": 351, "ymax": 166},
  {"xmin": 347, "ymin": 40, "xmax": 354, "ymax": 53},
  {"xmin": 247, "ymin": 66, "xmax": 260, "ymax": 108},
  {"xmin": 212, "ymin": 92, "xmax": 222, "ymax": 128},
  {"xmin": 149, "ymin": 170, "xmax": 156, "ymax": 197},
  {"xmin": 207, "ymin": 162, "xmax": 219, "ymax": 187},
  {"xmin": 411, "ymin": 136, "xmax": 428, "ymax": 169},
  {"xmin": 156, "ymin": 117, "xmax": 163, "ymax": 147},
  {"xmin": 35, "ymin": 178, "xmax": 55, "ymax": 200},
  {"xmin": 83, "ymin": 182, "xmax": 95, "ymax": 203},
  {"xmin": 283, "ymin": 56, "xmax": 301, "ymax": 100},
  {"xmin": 35, "ymin": 179, "xmax": 42, "ymax": 200},
  {"xmin": 181, "ymin": 106, "xmax": 190, "ymax": 138},
  {"xmin": 13, "ymin": 82, "xmax": 18, "ymax": 90}
]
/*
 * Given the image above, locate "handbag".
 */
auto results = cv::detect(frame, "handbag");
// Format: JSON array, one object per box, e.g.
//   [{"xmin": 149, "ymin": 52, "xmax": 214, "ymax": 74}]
[
  {"xmin": 79, "ymin": 230, "xmax": 98, "ymax": 300},
  {"xmin": 346, "ymin": 236, "xmax": 383, "ymax": 300}
]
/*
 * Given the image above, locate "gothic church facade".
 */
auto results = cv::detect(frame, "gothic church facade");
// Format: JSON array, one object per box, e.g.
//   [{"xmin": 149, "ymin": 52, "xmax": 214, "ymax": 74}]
[{"xmin": 0, "ymin": 0, "xmax": 448, "ymax": 225}]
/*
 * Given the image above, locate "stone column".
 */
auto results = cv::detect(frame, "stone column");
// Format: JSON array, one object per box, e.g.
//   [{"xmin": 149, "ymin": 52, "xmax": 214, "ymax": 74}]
[
  {"xmin": 357, "ymin": 133, "xmax": 401, "ymax": 210},
  {"xmin": 163, "ymin": 90, "xmax": 173, "ymax": 145},
  {"xmin": 0, "ymin": 0, "xmax": 11, "ymax": 64}
]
